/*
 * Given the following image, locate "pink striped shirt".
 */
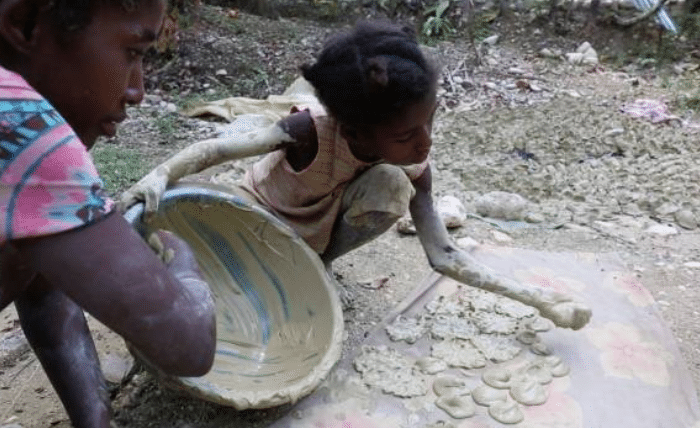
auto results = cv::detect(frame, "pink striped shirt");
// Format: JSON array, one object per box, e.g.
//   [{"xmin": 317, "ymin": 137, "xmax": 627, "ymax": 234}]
[
  {"xmin": 242, "ymin": 104, "xmax": 427, "ymax": 253},
  {"xmin": 0, "ymin": 66, "xmax": 113, "ymax": 246}
]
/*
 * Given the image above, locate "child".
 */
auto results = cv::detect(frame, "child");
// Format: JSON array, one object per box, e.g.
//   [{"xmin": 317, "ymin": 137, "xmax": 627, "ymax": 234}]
[
  {"xmin": 122, "ymin": 21, "xmax": 591, "ymax": 330},
  {"xmin": 0, "ymin": 0, "xmax": 216, "ymax": 427}
]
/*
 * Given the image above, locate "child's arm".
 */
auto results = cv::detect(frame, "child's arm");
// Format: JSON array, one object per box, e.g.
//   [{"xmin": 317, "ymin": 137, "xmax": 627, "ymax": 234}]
[
  {"xmin": 119, "ymin": 117, "xmax": 302, "ymax": 213},
  {"xmin": 409, "ymin": 165, "xmax": 592, "ymax": 330}
]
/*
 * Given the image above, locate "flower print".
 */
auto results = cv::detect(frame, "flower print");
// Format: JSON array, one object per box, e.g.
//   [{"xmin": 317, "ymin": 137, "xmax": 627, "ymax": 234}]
[
  {"xmin": 585, "ymin": 322, "xmax": 673, "ymax": 386},
  {"xmin": 519, "ymin": 377, "xmax": 583, "ymax": 428},
  {"xmin": 513, "ymin": 266, "xmax": 586, "ymax": 295},
  {"xmin": 603, "ymin": 271, "xmax": 655, "ymax": 307}
]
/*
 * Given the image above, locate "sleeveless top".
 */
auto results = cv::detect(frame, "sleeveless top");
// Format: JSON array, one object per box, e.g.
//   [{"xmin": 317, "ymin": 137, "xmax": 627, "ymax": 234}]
[{"xmin": 242, "ymin": 103, "xmax": 426, "ymax": 253}]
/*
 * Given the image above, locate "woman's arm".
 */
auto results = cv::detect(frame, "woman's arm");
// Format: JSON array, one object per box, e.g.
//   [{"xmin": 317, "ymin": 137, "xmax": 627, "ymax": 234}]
[
  {"xmin": 409, "ymin": 166, "xmax": 591, "ymax": 330},
  {"xmin": 9, "ymin": 212, "xmax": 217, "ymax": 376},
  {"xmin": 119, "ymin": 114, "xmax": 307, "ymax": 213}
]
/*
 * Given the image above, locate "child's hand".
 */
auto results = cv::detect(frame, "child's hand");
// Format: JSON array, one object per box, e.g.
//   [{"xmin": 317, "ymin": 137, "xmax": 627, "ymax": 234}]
[
  {"xmin": 537, "ymin": 293, "xmax": 592, "ymax": 331},
  {"xmin": 119, "ymin": 167, "xmax": 169, "ymax": 215},
  {"xmin": 425, "ymin": 243, "xmax": 592, "ymax": 330}
]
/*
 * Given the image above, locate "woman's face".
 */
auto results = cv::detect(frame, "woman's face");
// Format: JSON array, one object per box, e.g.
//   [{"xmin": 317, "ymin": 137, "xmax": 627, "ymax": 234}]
[{"xmin": 25, "ymin": 0, "xmax": 166, "ymax": 148}]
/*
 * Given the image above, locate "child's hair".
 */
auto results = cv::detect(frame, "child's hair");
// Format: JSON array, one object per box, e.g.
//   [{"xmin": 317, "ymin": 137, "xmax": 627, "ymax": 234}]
[
  {"xmin": 301, "ymin": 21, "xmax": 438, "ymax": 130},
  {"xmin": 39, "ymin": 0, "xmax": 147, "ymax": 35}
]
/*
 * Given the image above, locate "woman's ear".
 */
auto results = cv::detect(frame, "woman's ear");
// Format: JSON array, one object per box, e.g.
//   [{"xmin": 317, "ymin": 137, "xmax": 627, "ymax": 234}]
[{"xmin": 0, "ymin": 0, "xmax": 45, "ymax": 56}]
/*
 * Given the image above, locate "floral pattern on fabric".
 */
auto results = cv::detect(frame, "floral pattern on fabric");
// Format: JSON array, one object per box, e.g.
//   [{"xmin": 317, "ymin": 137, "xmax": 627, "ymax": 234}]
[
  {"xmin": 586, "ymin": 322, "xmax": 673, "ymax": 386},
  {"xmin": 603, "ymin": 271, "xmax": 655, "ymax": 307},
  {"xmin": 513, "ymin": 266, "xmax": 587, "ymax": 295},
  {"xmin": 520, "ymin": 377, "xmax": 583, "ymax": 428}
]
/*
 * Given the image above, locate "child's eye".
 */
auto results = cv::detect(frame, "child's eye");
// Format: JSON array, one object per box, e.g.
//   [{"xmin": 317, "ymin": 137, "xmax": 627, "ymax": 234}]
[{"xmin": 396, "ymin": 133, "xmax": 414, "ymax": 144}]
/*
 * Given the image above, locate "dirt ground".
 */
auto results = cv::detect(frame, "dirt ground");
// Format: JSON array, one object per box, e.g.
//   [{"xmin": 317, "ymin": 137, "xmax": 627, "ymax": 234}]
[{"xmin": 2, "ymin": 4, "xmax": 700, "ymax": 427}]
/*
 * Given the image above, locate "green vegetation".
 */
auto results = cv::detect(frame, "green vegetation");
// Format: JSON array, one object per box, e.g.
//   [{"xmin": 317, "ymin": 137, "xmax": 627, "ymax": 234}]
[
  {"xmin": 92, "ymin": 144, "xmax": 152, "ymax": 196},
  {"xmin": 422, "ymin": 0, "xmax": 457, "ymax": 38},
  {"xmin": 153, "ymin": 113, "xmax": 178, "ymax": 135},
  {"xmin": 200, "ymin": 5, "xmax": 245, "ymax": 33}
]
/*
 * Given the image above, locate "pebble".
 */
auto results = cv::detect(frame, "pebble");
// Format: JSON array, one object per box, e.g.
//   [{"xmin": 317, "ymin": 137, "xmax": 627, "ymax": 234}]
[
  {"xmin": 539, "ymin": 48, "xmax": 560, "ymax": 58},
  {"xmin": 475, "ymin": 191, "xmax": 529, "ymax": 221},
  {"xmin": 491, "ymin": 230, "xmax": 513, "ymax": 243},
  {"xmin": 683, "ymin": 262, "xmax": 700, "ymax": 268},
  {"xmin": 101, "ymin": 352, "xmax": 135, "ymax": 384},
  {"xmin": 604, "ymin": 128, "xmax": 624, "ymax": 137},
  {"xmin": 644, "ymin": 224, "xmax": 678, "ymax": 236},
  {"xmin": 396, "ymin": 216, "xmax": 416, "ymax": 235},
  {"xmin": 524, "ymin": 212, "xmax": 544, "ymax": 224},
  {"xmin": 675, "ymin": 209, "xmax": 697, "ymax": 230},
  {"xmin": 437, "ymin": 195, "xmax": 467, "ymax": 228},
  {"xmin": 456, "ymin": 237, "xmax": 480, "ymax": 249},
  {"xmin": 482, "ymin": 35, "xmax": 500, "ymax": 45},
  {"xmin": 0, "ymin": 330, "xmax": 30, "ymax": 359}
]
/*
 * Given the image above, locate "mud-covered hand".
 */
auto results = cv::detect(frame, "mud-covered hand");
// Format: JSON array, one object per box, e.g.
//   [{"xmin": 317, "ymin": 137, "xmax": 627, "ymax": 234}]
[
  {"xmin": 427, "ymin": 245, "xmax": 591, "ymax": 330},
  {"xmin": 536, "ymin": 291, "xmax": 592, "ymax": 330},
  {"xmin": 119, "ymin": 166, "xmax": 170, "ymax": 215},
  {"xmin": 409, "ymin": 166, "xmax": 591, "ymax": 330}
]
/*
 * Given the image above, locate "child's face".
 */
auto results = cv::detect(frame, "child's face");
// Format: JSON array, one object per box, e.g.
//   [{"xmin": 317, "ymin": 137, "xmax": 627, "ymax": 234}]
[
  {"xmin": 26, "ymin": 0, "xmax": 166, "ymax": 148},
  {"xmin": 353, "ymin": 90, "xmax": 437, "ymax": 166}
]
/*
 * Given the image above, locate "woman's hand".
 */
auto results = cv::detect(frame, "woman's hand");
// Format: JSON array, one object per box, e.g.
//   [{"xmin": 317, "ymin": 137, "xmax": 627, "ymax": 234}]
[{"xmin": 152, "ymin": 231, "xmax": 204, "ymax": 279}]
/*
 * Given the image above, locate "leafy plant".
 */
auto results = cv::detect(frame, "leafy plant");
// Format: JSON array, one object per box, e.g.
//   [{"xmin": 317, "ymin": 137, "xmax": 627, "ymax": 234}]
[{"xmin": 422, "ymin": 0, "xmax": 456, "ymax": 37}]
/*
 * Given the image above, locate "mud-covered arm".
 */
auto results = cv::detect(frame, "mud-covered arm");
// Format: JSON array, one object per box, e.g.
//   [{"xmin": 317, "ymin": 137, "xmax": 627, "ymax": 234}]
[
  {"xmin": 119, "ymin": 120, "xmax": 298, "ymax": 213},
  {"xmin": 409, "ymin": 165, "xmax": 591, "ymax": 330}
]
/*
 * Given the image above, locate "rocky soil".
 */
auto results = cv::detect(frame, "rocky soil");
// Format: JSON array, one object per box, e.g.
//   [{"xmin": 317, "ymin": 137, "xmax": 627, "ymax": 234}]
[{"xmin": 2, "ymin": 4, "xmax": 700, "ymax": 427}]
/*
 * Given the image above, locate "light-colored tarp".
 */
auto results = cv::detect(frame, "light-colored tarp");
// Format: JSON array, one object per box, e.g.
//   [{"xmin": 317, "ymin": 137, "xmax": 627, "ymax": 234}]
[
  {"xmin": 183, "ymin": 77, "xmax": 320, "ymax": 126},
  {"xmin": 271, "ymin": 246, "xmax": 700, "ymax": 428}
]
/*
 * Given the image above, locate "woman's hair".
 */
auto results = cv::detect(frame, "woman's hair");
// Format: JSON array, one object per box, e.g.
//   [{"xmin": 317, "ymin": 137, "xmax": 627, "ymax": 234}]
[{"xmin": 301, "ymin": 21, "xmax": 438, "ymax": 129}]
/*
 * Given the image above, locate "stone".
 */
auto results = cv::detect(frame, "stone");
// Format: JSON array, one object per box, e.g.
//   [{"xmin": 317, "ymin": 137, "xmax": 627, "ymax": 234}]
[
  {"xmin": 491, "ymin": 230, "xmax": 513, "ymax": 243},
  {"xmin": 645, "ymin": 223, "xmax": 678, "ymax": 236},
  {"xmin": 539, "ymin": 48, "xmax": 560, "ymax": 58},
  {"xmin": 475, "ymin": 191, "xmax": 529, "ymax": 221},
  {"xmin": 437, "ymin": 195, "xmax": 467, "ymax": 228},
  {"xmin": 524, "ymin": 212, "xmax": 544, "ymax": 223},
  {"xmin": 456, "ymin": 237, "xmax": 480, "ymax": 249},
  {"xmin": 675, "ymin": 209, "xmax": 697, "ymax": 230},
  {"xmin": 101, "ymin": 352, "xmax": 135, "ymax": 384},
  {"xmin": 482, "ymin": 35, "xmax": 499, "ymax": 45},
  {"xmin": 396, "ymin": 216, "xmax": 416, "ymax": 235}
]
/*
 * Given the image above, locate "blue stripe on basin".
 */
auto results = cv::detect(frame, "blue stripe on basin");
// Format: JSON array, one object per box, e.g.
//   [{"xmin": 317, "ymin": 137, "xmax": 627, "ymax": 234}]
[
  {"xmin": 238, "ymin": 232, "xmax": 291, "ymax": 321},
  {"xmin": 189, "ymin": 217, "xmax": 271, "ymax": 345}
]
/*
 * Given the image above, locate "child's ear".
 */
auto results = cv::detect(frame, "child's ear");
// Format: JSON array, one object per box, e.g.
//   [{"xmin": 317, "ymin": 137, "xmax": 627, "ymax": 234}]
[{"xmin": 0, "ymin": 0, "xmax": 47, "ymax": 56}]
